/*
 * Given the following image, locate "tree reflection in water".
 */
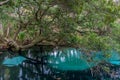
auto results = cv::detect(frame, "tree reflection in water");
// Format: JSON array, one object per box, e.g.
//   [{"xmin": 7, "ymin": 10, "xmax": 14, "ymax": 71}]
[{"xmin": 0, "ymin": 47, "xmax": 120, "ymax": 80}]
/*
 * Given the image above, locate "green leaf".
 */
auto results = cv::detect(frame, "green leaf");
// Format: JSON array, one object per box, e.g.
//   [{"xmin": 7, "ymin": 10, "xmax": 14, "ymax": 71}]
[{"xmin": 18, "ymin": 31, "xmax": 25, "ymax": 40}]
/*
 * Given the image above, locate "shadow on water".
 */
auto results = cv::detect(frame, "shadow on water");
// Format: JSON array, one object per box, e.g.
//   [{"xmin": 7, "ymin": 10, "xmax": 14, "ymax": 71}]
[{"xmin": 0, "ymin": 47, "xmax": 120, "ymax": 80}]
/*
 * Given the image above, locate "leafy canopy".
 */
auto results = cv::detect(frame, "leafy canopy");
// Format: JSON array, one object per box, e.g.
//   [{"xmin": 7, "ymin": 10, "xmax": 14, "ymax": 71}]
[{"xmin": 0, "ymin": 0, "xmax": 120, "ymax": 53}]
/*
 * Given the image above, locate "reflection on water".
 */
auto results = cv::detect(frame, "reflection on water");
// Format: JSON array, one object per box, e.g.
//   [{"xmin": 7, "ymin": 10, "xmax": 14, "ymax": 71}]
[
  {"xmin": 48, "ymin": 48, "xmax": 98, "ymax": 71},
  {"xmin": 0, "ymin": 48, "xmax": 120, "ymax": 80}
]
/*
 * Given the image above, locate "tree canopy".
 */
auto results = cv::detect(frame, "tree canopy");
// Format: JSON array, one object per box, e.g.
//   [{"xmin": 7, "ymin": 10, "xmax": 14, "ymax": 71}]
[{"xmin": 0, "ymin": 0, "xmax": 120, "ymax": 53}]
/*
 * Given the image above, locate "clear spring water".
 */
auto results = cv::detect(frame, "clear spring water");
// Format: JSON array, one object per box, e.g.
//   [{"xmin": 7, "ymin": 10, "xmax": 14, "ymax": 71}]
[{"xmin": 0, "ymin": 48, "xmax": 120, "ymax": 80}]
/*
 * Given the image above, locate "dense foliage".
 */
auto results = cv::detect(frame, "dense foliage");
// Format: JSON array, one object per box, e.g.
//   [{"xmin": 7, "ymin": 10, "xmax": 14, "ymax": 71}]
[{"xmin": 0, "ymin": 0, "xmax": 120, "ymax": 53}]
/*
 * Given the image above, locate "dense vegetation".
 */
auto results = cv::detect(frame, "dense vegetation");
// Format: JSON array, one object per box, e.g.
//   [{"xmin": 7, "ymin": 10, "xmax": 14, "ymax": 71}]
[{"xmin": 0, "ymin": 0, "xmax": 120, "ymax": 53}]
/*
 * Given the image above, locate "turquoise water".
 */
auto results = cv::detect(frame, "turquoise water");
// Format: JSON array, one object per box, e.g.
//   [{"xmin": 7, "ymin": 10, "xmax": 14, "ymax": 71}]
[{"xmin": 0, "ymin": 48, "xmax": 120, "ymax": 80}]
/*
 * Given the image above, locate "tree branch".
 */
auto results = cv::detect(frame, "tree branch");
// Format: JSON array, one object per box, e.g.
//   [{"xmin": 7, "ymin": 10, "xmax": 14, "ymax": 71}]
[{"xmin": 0, "ymin": 0, "xmax": 9, "ymax": 6}]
